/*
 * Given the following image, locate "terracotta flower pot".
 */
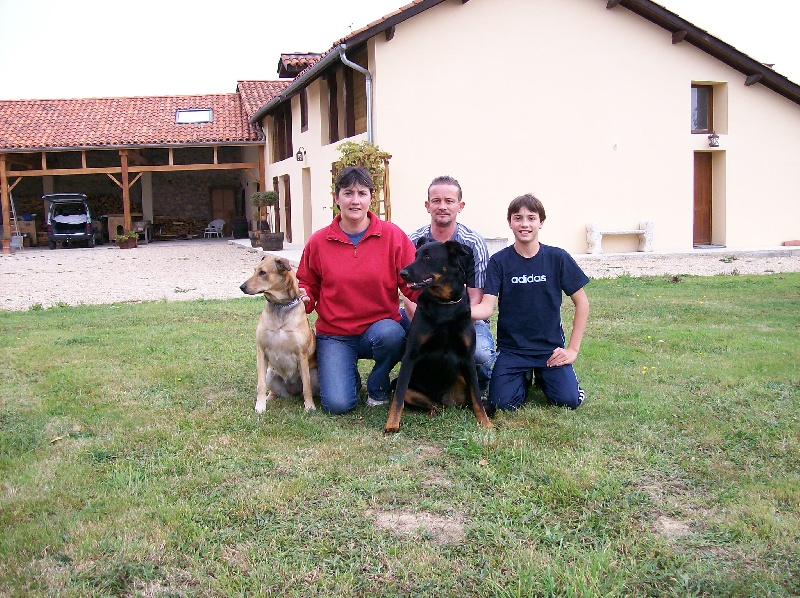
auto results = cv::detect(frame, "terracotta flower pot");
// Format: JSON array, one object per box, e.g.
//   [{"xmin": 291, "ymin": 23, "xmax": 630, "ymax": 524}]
[{"xmin": 118, "ymin": 237, "xmax": 138, "ymax": 249}]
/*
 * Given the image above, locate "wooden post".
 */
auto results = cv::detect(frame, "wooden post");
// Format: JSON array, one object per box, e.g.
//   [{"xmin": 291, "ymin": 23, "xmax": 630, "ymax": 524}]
[
  {"xmin": 258, "ymin": 145, "xmax": 266, "ymax": 192},
  {"xmin": 120, "ymin": 150, "xmax": 131, "ymax": 231},
  {"xmin": 1, "ymin": 154, "xmax": 10, "ymax": 254},
  {"xmin": 383, "ymin": 157, "xmax": 391, "ymax": 221}
]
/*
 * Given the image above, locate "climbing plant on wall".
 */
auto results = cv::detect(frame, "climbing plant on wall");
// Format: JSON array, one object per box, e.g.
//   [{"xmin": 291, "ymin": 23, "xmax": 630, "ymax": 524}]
[{"xmin": 331, "ymin": 141, "xmax": 392, "ymax": 219}]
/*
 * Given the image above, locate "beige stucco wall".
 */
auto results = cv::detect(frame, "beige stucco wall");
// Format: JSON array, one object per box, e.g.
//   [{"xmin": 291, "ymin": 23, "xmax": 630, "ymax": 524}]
[
  {"xmin": 262, "ymin": 78, "xmax": 369, "ymax": 241},
  {"xmin": 265, "ymin": 0, "xmax": 800, "ymax": 253}
]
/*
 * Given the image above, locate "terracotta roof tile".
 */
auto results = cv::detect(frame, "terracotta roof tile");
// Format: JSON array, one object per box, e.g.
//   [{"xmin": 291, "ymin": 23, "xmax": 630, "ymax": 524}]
[
  {"xmin": 277, "ymin": 53, "xmax": 323, "ymax": 78},
  {"xmin": 237, "ymin": 80, "xmax": 291, "ymax": 120},
  {"xmin": 285, "ymin": 1, "xmax": 427, "ymax": 83},
  {"xmin": 0, "ymin": 82, "xmax": 288, "ymax": 150}
]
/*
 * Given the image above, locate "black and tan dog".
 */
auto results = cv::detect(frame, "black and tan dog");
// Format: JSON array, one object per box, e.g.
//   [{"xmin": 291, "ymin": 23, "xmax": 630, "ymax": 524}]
[
  {"xmin": 384, "ymin": 239, "xmax": 494, "ymax": 433},
  {"xmin": 240, "ymin": 256, "xmax": 319, "ymax": 413}
]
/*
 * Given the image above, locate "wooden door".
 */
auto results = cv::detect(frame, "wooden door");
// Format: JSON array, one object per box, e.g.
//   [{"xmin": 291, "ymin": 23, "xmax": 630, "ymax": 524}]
[
  {"xmin": 272, "ymin": 177, "xmax": 281, "ymax": 234},
  {"xmin": 282, "ymin": 175, "xmax": 292, "ymax": 243},
  {"xmin": 693, "ymin": 152, "xmax": 712, "ymax": 246},
  {"xmin": 211, "ymin": 188, "xmax": 236, "ymax": 236}
]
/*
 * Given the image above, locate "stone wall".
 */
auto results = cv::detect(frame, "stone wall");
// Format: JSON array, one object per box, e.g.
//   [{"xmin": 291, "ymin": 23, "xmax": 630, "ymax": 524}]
[{"xmin": 152, "ymin": 170, "xmax": 241, "ymax": 219}]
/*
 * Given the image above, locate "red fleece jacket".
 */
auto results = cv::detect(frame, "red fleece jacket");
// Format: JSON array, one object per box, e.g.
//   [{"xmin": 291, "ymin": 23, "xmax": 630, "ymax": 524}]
[{"xmin": 297, "ymin": 212, "xmax": 418, "ymax": 336}]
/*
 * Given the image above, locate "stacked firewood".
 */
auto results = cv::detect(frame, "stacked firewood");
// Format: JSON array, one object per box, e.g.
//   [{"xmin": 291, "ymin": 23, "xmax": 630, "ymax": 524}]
[{"xmin": 153, "ymin": 216, "xmax": 205, "ymax": 238}]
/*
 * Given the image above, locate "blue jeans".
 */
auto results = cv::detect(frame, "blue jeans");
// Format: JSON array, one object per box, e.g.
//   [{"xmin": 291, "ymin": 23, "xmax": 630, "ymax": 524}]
[
  {"xmin": 474, "ymin": 319, "xmax": 497, "ymax": 393},
  {"xmin": 399, "ymin": 309, "xmax": 496, "ymax": 392},
  {"xmin": 315, "ymin": 318, "xmax": 407, "ymax": 414}
]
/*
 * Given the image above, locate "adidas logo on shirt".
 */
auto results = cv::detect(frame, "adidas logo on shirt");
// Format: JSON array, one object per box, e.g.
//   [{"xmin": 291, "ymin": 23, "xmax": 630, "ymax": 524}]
[{"xmin": 511, "ymin": 274, "xmax": 547, "ymax": 283}]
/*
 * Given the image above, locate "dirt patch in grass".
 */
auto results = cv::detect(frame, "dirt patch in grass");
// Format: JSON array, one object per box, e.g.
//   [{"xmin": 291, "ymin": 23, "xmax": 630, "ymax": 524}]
[
  {"xmin": 368, "ymin": 509, "xmax": 466, "ymax": 545},
  {"xmin": 421, "ymin": 471, "xmax": 452, "ymax": 488},
  {"xmin": 640, "ymin": 478, "xmax": 695, "ymax": 539},
  {"xmin": 654, "ymin": 515, "xmax": 692, "ymax": 539},
  {"xmin": 409, "ymin": 444, "xmax": 453, "ymax": 488}
]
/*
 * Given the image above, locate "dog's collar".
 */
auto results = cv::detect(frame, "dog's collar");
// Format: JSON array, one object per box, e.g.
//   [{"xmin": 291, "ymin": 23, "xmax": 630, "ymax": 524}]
[
  {"xmin": 431, "ymin": 297, "xmax": 463, "ymax": 306},
  {"xmin": 265, "ymin": 296, "xmax": 302, "ymax": 309}
]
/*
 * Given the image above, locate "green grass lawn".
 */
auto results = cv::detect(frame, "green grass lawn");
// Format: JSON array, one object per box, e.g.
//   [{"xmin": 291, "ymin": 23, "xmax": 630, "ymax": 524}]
[{"xmin": 1, "ymin": 273, "xmax": 798, "ymax": 597}]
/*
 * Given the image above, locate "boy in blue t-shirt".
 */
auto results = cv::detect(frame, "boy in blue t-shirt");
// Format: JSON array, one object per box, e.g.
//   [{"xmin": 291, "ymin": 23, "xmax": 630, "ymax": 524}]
[{"xmin": 471, "ymin": 194, "xmax": 590, "ymax": 411}]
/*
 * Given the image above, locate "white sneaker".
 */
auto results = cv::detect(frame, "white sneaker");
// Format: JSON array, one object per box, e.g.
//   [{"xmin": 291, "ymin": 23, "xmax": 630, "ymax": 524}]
[{"xmin": 366, "ymin": 396, "xmax": 389, "ymax": 407}]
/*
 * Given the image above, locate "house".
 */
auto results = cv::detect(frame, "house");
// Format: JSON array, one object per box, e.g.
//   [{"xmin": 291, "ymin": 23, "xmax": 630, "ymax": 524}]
[
  {"xmin": 0, "ymin": 81, "xmax": 288, "ymax": 247},
  {"xmin": 250, "ymin": 0, "xmax": 800, "ymax": 254}
]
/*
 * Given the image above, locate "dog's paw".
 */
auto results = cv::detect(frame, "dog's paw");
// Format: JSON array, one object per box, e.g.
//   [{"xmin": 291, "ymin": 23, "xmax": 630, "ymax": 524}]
[
  {"xmin": 304, "ymin": 403, "xmax": 316, "ymax": 412},
  {"xmin": 255, "ymin": 400, "xmax": 267, "ymax": 414},
  {"xmin": 383, "ymin": 426, "xmax": 400, "ymax": 435}
]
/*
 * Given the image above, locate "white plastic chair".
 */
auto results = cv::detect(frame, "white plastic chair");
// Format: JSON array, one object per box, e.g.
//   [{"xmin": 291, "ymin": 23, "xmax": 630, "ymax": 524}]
[{"xmin": 204, "ymin": 219, "xmax": 225, "ymax": 238}]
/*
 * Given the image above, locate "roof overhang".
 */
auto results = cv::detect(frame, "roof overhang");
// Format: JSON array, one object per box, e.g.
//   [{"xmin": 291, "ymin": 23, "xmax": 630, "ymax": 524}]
[
  {"xmin": 614, "ymin": 0, "xmax": 800, "ymax": 104},
  {"xmin": 249, "ymin": 0, "xmax": 800, "ymax": 126},
  {"xmin": 249, "ymin": 0, "xmax": 450, "ymax": 124}
]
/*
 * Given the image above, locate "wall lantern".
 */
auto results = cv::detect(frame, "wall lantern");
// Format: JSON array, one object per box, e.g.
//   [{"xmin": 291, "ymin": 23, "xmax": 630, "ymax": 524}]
[
  {"xmin": 296, "ymin": 147, "xmax": 306, "ymax": 161},
  {"xmin": 707, "ymin": 132, "xmax": 720, "ymax": 148}
]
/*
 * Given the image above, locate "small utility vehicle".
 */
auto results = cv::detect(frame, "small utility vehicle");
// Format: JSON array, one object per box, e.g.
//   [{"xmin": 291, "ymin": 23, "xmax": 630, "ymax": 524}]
[{"xmin": 45, "ymin": 193, "xmax": 100, "ymax": 249}]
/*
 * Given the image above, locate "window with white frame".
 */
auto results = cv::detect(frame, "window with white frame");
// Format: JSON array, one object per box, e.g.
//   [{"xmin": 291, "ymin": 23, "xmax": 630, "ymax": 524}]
[{"xmin": 175, "ymin": 109, "xmax": 213, "ymax": 124}]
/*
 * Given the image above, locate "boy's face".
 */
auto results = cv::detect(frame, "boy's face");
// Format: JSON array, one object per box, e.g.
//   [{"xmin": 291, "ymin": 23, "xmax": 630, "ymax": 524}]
[{"xmin": 508, "ymin": 206, "xmax": 543, "ymax": 244}]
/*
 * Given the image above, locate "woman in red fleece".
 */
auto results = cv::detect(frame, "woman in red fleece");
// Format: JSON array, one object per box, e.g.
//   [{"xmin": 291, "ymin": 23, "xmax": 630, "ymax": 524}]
[{"xmin": 297, "ymin": 167, "xmax": 418, "ymax": 414}]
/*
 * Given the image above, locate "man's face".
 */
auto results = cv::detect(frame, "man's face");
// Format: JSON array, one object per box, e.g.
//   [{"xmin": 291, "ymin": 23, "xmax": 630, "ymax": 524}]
[{"xmin": 426, "ymin": 183, "xmax": 464, "ymax": 227}]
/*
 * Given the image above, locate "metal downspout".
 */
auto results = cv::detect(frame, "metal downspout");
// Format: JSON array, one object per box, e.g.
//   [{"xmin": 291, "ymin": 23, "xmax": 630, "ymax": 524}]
[{"xmin": 338, "ymin": 44, "xmax": 373, "ymax": 143}]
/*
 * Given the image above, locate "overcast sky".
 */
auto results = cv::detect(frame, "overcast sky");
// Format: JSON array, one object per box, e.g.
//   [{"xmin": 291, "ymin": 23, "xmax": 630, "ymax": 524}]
[{"xmin": 0, "ymin": 0, "xmax": 797, "ymax": 100}]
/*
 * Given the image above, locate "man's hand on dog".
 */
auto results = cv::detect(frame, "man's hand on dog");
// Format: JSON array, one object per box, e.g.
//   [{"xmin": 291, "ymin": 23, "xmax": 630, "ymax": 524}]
[{"xmin": 298, "ymin": 287, "xmax": 310, "ymax": 305}]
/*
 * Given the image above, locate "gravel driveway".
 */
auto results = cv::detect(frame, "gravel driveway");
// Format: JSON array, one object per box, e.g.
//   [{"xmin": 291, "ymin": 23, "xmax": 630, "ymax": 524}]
[{"xmin": 1, "ymin": 239, "xmax": 798, "ymax": 311}]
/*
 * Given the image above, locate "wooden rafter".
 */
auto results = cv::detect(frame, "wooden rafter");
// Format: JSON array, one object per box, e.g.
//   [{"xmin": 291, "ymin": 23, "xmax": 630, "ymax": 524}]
[
  {"xmin": 2, "ymin": 153, "xmax": 39, "ymax": 169},
  {"xmin": 106, "ymin": 172, "xmax": 143, "ymax": 189},
  {"xmin": 126, "ymin": 150, "xmax": 148, "ymax": 166},
  {"xmin": 745, "ymin": 73, "xmax": 763, "ymax": 86},
  {"xmin": 672, "ymin": 29, "xmax": 688, "ymax": 44},
  {"xmin": 6, "ymin": 161, "xmax": 260, "ymax": 178}
]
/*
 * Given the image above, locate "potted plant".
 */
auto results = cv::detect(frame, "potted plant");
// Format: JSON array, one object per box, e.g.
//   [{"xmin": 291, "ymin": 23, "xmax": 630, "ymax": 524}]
[
  {"xmin": 250, "ymin": 191, "xmax": 284, "ymax": 251},
  {"xmin": 248, "ymin": 212, "xmax": 261, "ymax": 247},
  {"xmin": 332, "ymin": 141, "xmax": 392, "ymax": 218},
  {"xmin": 116, "ymin": 229, "xmax": 138, "ymax": 249}
]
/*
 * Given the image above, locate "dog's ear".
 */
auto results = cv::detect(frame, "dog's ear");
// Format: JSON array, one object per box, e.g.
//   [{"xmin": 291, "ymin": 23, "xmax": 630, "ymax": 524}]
[
  {"xmin": 415, "ymin": 237, "xmax": 430, "ymax": 250},
  {"xmin": 444, "ymin": 240, "xmax": 470, "ymax": 259},
  {"xmin": 274, "ymin": 258, "xmax": 293, "ymax": 273}
]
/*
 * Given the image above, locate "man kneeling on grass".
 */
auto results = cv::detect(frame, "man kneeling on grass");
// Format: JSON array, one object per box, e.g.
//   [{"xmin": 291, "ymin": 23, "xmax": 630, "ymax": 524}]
[{"xmin": 471, "ymin": 193, "xmax": 590, "ymax": 412}]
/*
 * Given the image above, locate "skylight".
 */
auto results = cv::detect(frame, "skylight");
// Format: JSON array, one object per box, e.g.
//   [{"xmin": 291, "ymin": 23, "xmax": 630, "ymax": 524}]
[{"xmin": 175, "ymin": 109, "xmax": 213, "ymax": 124}]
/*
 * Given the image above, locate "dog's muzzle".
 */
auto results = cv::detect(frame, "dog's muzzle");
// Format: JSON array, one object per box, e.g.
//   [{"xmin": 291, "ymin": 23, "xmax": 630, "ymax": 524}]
[{"xmin": 400, "ymin": 268, "xmax": 433, "ymax": 290}]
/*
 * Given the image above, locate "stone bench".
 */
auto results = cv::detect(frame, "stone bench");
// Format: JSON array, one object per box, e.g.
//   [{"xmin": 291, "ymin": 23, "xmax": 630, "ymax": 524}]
[{"xmin": 586, "ymin": 221, "xmax": 654, "ymax": 254}]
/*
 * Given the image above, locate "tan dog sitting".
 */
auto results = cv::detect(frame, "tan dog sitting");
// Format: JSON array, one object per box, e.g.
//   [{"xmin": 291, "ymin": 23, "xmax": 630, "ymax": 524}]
[{"xmin": 240, "ymin": 256, "xmax": 319, "ymax": 413}]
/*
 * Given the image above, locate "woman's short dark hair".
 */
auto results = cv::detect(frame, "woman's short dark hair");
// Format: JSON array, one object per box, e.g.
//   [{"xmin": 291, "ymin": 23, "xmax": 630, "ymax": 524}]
[
  {"xmin": 335, "ymin": 166, "xmax": 375, "ymax": 195},
  {"xmin": 507, "ymin": 193, "xmax": 546, "ymax": 222}
]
